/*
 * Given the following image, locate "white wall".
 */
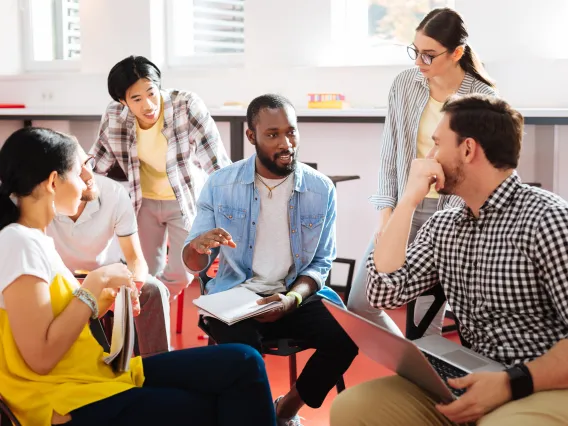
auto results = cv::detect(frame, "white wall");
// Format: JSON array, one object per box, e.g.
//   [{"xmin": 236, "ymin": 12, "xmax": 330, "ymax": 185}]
[{"xmin": 0, "ymin": 0, "xmax": 566, "ymax": 280}]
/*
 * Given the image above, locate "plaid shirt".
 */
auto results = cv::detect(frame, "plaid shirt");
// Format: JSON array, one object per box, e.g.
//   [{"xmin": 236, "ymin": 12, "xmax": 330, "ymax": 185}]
[
  {"xmin": 90, "ymin": 89, "xmax": 231, "ymax": 230},
  {"xmin": 367, "ymin": 172, "xmax": 568, "ymax": 366}
]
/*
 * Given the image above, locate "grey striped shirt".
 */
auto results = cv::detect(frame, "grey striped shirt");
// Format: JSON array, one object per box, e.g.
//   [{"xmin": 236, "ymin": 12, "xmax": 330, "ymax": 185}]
[{"xmin": 369, "ymin": 67, "xmax": 497, "ymax": 211}]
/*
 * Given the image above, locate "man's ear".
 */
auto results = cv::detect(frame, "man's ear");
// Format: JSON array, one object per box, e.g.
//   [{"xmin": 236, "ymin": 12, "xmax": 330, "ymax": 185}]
[
  {"xmin": 119, "ymin": 99, "xmax": 127, "ymax": 107},
  {"xmin": 462, "ymin": 137, "xmax": 477, "ymax": 164},
  {"xmin": 246, "ymin": 129, "xmax": 256, "ymax": 145}
]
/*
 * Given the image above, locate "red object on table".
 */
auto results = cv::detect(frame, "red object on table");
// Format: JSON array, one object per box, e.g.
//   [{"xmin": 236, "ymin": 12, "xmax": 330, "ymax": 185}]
[{"xmin": 0, "ymin": 104, "xmax": 25, "ymax": 108}]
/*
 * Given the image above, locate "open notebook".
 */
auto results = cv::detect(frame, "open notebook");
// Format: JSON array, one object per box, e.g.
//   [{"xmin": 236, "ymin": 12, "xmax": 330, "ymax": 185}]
[
  {"xmin": 193, "ymin": 287, "xmax": 281, "ymax": 326},
  {"xmin": 103, "ymin": 286, "xmax": 135, "ymax": 372}
]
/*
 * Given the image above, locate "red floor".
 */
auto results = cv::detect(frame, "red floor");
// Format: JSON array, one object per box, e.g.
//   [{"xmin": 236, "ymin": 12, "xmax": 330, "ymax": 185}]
[{"xmin": 170, "ymin": 284, "xmax": 459, "ymax": 426}]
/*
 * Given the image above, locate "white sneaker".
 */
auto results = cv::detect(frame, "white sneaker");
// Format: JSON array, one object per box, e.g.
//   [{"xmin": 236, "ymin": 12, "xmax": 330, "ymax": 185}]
[{"xmin": 274, "ymin": 396, "xmax": 304, "ymax": 426}]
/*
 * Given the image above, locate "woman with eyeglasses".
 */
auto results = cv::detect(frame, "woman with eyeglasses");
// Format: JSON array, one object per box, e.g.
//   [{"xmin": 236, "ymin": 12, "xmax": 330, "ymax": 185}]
[
  {"xmin": 0, "ymin": 127, "xmax": 275, "ymax": 426},
  {"xmin": 348, "ymin": 7, "xmax": 496, "ymax": 337}
]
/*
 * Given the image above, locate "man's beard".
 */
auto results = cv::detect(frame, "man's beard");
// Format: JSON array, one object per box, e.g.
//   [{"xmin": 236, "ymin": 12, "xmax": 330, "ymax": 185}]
[
  {"xmin": 256, "ymin": 146, "xmax": 297, "ymax": 177},
  {"xmin": 80, "ymin": 190, "xmax": 99, "ymax": 202},
  {"xmin": 437, "ymin": 161, "xmax": 464, "ymax": 195}
]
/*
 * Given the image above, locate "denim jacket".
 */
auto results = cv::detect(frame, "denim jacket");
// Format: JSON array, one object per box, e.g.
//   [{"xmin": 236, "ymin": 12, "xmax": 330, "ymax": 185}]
[{"xmin": 184, "ymin": 154, "xmax": 342, "ymax": 305}]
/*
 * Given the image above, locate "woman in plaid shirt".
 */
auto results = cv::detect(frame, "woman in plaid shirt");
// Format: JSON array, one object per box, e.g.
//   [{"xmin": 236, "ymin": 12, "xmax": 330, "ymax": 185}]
[{"xmin": 90, "ymin": 56, "xmax": 231, "ymax": 300}]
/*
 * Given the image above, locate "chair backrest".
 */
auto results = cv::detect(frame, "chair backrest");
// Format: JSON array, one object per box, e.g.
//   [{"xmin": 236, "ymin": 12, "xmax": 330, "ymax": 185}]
[
  {"xmin": 199, "ymin": 247, "xmax": 220, "ymax": 295},
  {"xmin": 0, "ymin": 396, "xmax": 21, "ymax": 426},
  {"xmin": 304, "ymin": 162, "xmax": 317, "ymax": 170}
]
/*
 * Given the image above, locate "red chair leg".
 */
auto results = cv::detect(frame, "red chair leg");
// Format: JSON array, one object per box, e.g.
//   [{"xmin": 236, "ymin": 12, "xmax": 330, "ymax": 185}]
[
  {"xmin": 288, "ymin": 353, "xmax": 298, "ymax": 388},
  {"xmin": 176, "ymin": 289, "xmax": 184, "ymax": 334}
]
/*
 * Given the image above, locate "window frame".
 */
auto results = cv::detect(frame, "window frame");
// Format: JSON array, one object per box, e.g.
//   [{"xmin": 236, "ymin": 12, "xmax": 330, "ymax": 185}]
[
  {"xmin": 20, "ymin": 0, "xmax": 81, "ymax": 72},
  {"xmin": 165, "ymin": 0, "xmax": 245, "ymax": 69},
  {"xmin": 327, "ymin": 0, "xmax": 455, "ymax": 67}
]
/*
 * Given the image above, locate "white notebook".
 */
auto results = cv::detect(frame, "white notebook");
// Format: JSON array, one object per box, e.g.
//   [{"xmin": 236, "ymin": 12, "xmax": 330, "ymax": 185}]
[
  {"xmin": 103, "ymin": 286, "xmax": 135, "ymax": 372},
  {"xmin": 193, "ymin": 287, "xmax": 280, "ymax": 326}
]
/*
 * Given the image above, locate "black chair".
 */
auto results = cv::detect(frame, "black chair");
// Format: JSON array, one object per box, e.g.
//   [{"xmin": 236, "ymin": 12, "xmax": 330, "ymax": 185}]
[
  {"xmin": 197, "ymin": 248, "xmax": 346, "ymax": 392},
  {"xmin": 406, "ymin": 182, "xmax": 543, "ymax": 343},
  {"xmin": 405, "ymin": 285, "xmax": 458, "ymax": 340},
  {"xmin": 0, "ymin": 397, "xmax": 21, "ymax": 426}
]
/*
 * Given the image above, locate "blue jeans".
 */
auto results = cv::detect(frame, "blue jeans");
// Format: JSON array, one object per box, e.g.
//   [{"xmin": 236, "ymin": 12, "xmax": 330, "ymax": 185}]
[{"xmin": 65, "ymin": 344, "xmax": 276, "ymax": 426}]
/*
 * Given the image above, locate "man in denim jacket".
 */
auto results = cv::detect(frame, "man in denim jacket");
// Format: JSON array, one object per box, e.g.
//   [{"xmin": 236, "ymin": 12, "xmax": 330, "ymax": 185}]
[{"xmin": 183, "ymin": 94, "xmax": 358, "ymax": 426}]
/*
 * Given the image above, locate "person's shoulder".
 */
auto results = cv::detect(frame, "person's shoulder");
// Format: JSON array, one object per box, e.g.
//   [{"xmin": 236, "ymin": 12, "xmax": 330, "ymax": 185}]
[
  {"xmin": 300, "ymin": 163, "xmax": 334, "ymax": 191},
  {"xmin": 518, "ymin": 184, "xmax": 568, "ymax": 218},
  {"xmin": 103, "ymin": 99, "xmax": 127, "ymax": 118},
  {"xmin": 392, "ymin": 67, "xmax": 421, "ymax": 88},
  {"xmin": 0, "ymin": 224, "xmax": 51, "ymax": 253},
  {"xmin": 469, "ymin": 77, "xmax": 498, "ymax": 96},
  {"xmin": 95, "ymin": 175, "xmax": 131, "ymax": 215},
  {"xmin": 95, "ymin": 174, "xmax": 128, "ymax": 198},
  {"xmin": 207, "ymin": 159, "xmax": 247, "ymax": 185},
  {"xmin": 166, "ymin": 89, "xmax": 204, "ymax": 107}
]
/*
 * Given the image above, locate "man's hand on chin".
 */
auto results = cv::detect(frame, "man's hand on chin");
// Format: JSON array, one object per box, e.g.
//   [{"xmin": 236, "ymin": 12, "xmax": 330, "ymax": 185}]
[{"xmin": 254, "ymin": 293, "xmax": 297, "ymax": 323}]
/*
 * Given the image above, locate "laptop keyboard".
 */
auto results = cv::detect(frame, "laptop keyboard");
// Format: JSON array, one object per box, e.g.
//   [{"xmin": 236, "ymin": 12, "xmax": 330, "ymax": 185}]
[{"xmin": 421, "ymin": 351, "xmax": 468, "ymax": 397}]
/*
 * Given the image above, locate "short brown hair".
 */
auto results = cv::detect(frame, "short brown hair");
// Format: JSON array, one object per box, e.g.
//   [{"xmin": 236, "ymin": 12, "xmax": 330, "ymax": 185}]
[{"xmin": 441, "ymin": 94, "xmax": 523, "ymax": 169}]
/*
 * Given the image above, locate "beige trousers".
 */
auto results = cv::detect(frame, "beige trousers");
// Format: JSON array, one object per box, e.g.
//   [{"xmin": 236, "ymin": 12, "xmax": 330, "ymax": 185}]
[{"xmin": 330, "ymin": 376, "xmax": 568, "ymax": 426}]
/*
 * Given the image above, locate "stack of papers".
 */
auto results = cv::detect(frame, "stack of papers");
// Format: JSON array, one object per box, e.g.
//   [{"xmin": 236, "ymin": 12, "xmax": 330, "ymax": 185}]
[
  {"xmin": 103, "ymin": 286, "xmax": 135, "ymax": 372},
  {"xmin": 193, "ymin": 287, "xmax": 280, "ymax": 326}
]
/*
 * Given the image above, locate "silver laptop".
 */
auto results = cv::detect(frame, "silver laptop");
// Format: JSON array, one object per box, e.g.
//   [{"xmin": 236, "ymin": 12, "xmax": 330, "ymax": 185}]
[{"xmin": 323, "ymin": 299, "xmax": 504, "ymax": 403}]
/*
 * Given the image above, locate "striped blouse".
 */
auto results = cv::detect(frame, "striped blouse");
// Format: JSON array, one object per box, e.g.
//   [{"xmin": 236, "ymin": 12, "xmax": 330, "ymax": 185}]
[{"xmin": 369, "ymin": 67, "xmax": 497, "ymax": 211}]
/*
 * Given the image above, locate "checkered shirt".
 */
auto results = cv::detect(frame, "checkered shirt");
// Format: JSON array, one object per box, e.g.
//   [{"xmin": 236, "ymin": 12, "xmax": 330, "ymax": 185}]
[
  {"xmin": 367, "ymin": 172, "xmax": 568, "ymax": 366},
  {"xmin": 90, "ymin": 89, "xmax": 231, "ymax": 230}
]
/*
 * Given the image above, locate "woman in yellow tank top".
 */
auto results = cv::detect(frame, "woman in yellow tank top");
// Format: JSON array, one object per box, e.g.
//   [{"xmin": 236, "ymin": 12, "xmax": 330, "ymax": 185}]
[{"xmin": 0, "ymin": 128, "xmax": 276, "ymax": 426}]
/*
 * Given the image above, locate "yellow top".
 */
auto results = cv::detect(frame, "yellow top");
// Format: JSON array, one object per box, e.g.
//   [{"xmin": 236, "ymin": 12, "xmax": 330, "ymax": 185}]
[
  {"xmin": 417, "ymin": 96, "xmax": 444, "ymax": 199},
  {"xmin": 0, "ymin": 225, "xmax": 144, "ymax": 426},
  {"xmin": 136, "ymin": 99, "xmax": 176, "ymax": 200}
]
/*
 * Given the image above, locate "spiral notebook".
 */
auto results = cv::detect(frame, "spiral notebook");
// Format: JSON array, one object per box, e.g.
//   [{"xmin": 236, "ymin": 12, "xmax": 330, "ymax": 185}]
[
  {"xmin": 103, "ymin": 286, "xmax": 135, "ymax": 372},
  {"xmin": 193, "ymin": 287, "xmax": 280, "ymax": 326}
]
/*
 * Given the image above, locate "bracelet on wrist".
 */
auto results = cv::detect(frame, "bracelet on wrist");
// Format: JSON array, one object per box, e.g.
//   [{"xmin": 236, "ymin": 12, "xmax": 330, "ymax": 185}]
[
  {"xmin": 286, "ymin": 291, "xmax": 303, "ymax": 308},
  {"xmin": 73, "ymin": 287, "xmax": 99, "ymax": 319}
]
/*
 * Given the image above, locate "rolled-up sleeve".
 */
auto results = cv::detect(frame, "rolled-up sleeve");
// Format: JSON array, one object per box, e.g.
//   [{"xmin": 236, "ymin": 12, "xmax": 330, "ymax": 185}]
[{"xmin": 366, "ymin": 217, "xmax": 439, "ymax": 309}]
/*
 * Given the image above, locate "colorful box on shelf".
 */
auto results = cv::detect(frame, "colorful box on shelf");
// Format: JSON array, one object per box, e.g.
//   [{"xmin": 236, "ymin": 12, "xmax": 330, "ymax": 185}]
[{"xmin": 307, "ymin": 93, "xmax": 349, "ymax": 109}]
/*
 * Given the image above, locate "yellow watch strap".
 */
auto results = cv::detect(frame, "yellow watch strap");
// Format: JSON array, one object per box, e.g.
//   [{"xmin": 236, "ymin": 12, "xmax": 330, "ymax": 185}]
[{"xmin": 286, "ymin": 291, "xmax": 303, "ymax": 307}]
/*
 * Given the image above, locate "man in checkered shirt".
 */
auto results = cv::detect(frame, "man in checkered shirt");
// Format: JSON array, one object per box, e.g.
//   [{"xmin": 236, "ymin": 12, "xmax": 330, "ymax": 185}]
[{"xmin": 330, "ymin": 94, "xmax": 568, "ymax": 426}]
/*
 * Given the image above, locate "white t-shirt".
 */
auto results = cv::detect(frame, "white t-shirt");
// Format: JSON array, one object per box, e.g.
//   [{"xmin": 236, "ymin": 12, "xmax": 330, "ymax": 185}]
[
  {"xmin": 47, "ymin": 175, "xmax": 137, "ymax": 273},
  {"xmin": 0, "ymin": 224, "xmax": 74, "ymax": 309},
  {"xmin": 241, "ymin": 174, "xmax": 295, "ymax": 295}
]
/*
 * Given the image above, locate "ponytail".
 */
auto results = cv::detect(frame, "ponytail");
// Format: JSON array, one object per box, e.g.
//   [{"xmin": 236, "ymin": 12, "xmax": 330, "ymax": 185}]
[
  {"xmin": 460, "ymin": 45, "xmax": 496, "ymax": 88},
  {"xmin": 0, "ymin": 186, "xmax": 19, "ymax": 231}
]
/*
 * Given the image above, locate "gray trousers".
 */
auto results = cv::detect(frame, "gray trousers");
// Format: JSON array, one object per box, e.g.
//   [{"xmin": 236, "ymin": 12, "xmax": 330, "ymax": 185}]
[
  {"xmin": 135, "ymin": 275, "xmax": 171, "ymax": 356},
  {"xmin": 137, "ymin": 198, "xmax": 193, "ymax": 301},
  {"xmin": 347, "ymin": 198, "xmax": 446, "ymax": 336}
]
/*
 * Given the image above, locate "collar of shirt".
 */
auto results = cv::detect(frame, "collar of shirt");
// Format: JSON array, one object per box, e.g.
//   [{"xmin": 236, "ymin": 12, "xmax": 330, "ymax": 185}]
[
  {"xmin": 242, "ymin": 154, "xmax": 307, "ymax": 193},
  {"xmin": 455, "ymin": 171, "xmax": 521, "ymax": 224},
  {"xmin": 54, "ymin": 197, "xmax": 102, "ymax": 226},
  {"xmin": 414, "ymin": 68, "xmax": 477, "ymax": 95}
]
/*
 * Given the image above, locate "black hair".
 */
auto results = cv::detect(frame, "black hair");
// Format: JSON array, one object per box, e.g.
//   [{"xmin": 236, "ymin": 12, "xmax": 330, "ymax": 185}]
[
  {"xmin": 0, "ymin": 127, "xmax": 78, "ymax": 231},
  {"xmin": 442, "ymin": 94, "xmax": 523, "ymax": 169},
  {"xmin": 417, "ymin": 8, "xmax": 495, "ymax": 88},
  {"xmin": 107, "ymin": 55, "xmax": 162, "ymax": 102},
  {"xmin": 246, "ymin": 94, "xmax": 296, "ymax": 130}
]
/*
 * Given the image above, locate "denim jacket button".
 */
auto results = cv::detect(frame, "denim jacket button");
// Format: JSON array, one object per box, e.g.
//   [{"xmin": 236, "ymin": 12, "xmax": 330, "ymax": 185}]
[
  {"xmin": 295, "ymin": 254, "xmax": 299, "ymax": 258},
  {"xmin": 309, "ymin": 223, "xmax": 312, "ymax": 227}
]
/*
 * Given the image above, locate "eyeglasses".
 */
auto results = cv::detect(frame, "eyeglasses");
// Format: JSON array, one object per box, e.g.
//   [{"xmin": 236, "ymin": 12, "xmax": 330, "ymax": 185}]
[
  {"xmin": 83, "ymin": 156, "xmax": 96, "ymax": 171},
  {"xmin": 407, "ymin": 46, "xmax": 447, "ymax": 65}
]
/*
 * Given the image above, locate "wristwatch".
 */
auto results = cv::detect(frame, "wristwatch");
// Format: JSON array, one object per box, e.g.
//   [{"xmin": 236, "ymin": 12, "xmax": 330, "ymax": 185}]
[{"xmin": 505, "ymin": 364, "xmax": 533, "ymax": 400}]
